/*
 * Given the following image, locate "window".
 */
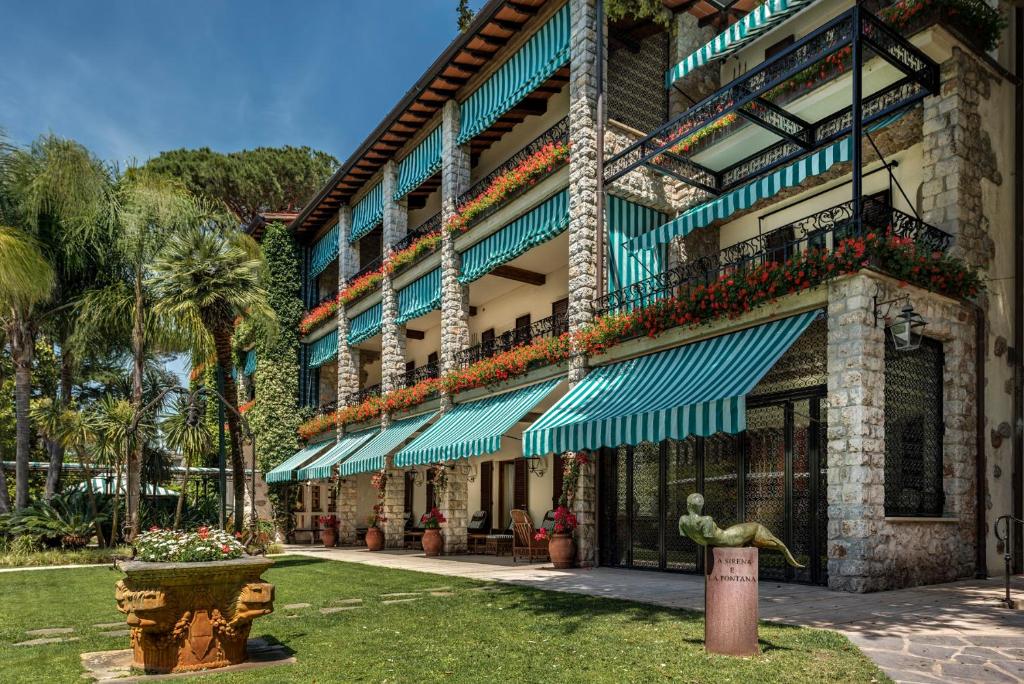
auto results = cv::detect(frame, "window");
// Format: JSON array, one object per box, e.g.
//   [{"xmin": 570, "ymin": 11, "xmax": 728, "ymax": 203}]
[
  {"xmin": 312, "ymin": 485, "xmax": 322, "ymax": 513},
  {"xmin": 405, "ymin": 360, "xmax": 415, "ymax": 373},
  {"xmin": 884, "ymin": 337, "xmax": 945, "ymax": 517},
  {"xmin": 552, "ymin": 298, "xmax": 569, "ymax": 335},
  {"xmin": 328, "ymin": 485, "xmax": 337, "ymax": 513},
  {"xmin": 481, "ymin": 328, "xmax": 496, "ymax": 357},
  {"xmin": 515, "ymin": 314, "xmax": 532, "ymax": 346},
  {"xmin": 427, "ymin": 351, "xmax": 439, "ymax": 366}
]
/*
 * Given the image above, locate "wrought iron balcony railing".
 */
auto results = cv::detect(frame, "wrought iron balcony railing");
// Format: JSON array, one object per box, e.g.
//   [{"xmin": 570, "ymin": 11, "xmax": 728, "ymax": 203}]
[
  {"xmin": 402, "ymin": 360, "xmax": 440, "ymax": 389},
  {"xmin": 604, "ymin": 6, "xmax": 939, "ymax": 195},
  {"xmin": 456, "ymin": 116, "xmax": 570, "ymax": 225},
  {"xmin": 594, "ymin": 196, "xmax": 953, "ymax": 318},
  {"xmin": 344, "ymin": 256, "xmax": 383, "ymax": 289},
  {"xmin": 455, "ymin": 313, "xmax": 568, "ymax": 369},
  {"xmin": 315, "ymin": 400, "xmax": 338, "ymax": 417},
  {"xmin": 390, "ymin": 211, "xmax": 442, "ymax": 254},
  {"xmin": 354, "ymin": 383, "xmax": 381, "ymax": 404}
]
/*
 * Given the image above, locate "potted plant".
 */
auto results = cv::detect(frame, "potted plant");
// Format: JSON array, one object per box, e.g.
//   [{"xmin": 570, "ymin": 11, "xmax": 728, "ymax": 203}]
[
  {"xmin": 318, "ymin": 515, "xmax": 338, "ymax": 548},
  {"xmin": 536, "ymin": 506, "xmax": 578, "ymax": 569},
  {"xmin": 116, "ymin": 526, "xmax": 275, "ymax": 674},
  {"xmin": 366, "ymin": 505, "xmax": 385, "ymax": 551},
  {"xmin": 419, "ymin": 507, "xmax": 446, "ymax": 557}
]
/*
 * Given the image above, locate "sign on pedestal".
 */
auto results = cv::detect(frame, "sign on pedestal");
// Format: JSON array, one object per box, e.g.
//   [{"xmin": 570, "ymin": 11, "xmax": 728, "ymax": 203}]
[{"xmin": 704, "ymin": 546, "xmax": 759, "ymax": 656}]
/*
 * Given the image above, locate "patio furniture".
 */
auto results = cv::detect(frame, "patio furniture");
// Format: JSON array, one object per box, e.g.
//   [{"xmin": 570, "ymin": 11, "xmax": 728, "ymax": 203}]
[
  {"xmin": 485, "ymin": 533, "xmax": 513, "ymax": 556},
  {"xmin": 511, "ymin": 509, "xmax": 549, "ymax": 563},
  {"xmin": 540, "ymin": 510, "xmax": 556, "ymax": 534},
  {"xmin": 405, "ymin": 512, "xmax": 427, "ymax": 548},
  {"xmin": 467, "ymin": 510, "xmax": 490, "ymax": 552}
]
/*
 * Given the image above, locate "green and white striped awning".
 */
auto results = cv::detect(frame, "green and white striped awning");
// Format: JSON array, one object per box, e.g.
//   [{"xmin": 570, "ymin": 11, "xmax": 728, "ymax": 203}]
[
  {"xmin": 309, "ymin": 224, "xmax": 339, "ymax": 279},
  {"xmin": 350, "ymin": 181, "xmax": 384, "ymax": 243},
  {"xmin": 629, "ymin": 137, "xmax": 851, "ymax": 251},
  {"xmin": 397, "ymin": 268, "xmax": 441, "ymax": 324},
  {"xmin": 607, "ymin": 196, "xmax": 666, "ymax": 295},
  {"xmin": 243, "ymin": 349, "xmax": 257, "ymax": 377},
  {"xmin": 395, "ymin": 126, "xmax": 442, "ymax": 200},
  {"xmin": 340, "ymin": 412, "xmax": 437, "ymax": 476},
  {"xmin": 522, "ymin": 312, "xmax": 818, "ymax": 456},
  {"xmin": 458, "ymin": 3, "xmax": 570, "ymax": 145},
  {"xmin": 348, "ymin": 303, "xmax": 382, "ymax": 345},
  {"xmin": 665, "ymin": 0, "xmax": 816, "ymax": 88},
  {"xmin": 395, "ymin": 378, "xmax": 562, "ymax": 466},
  {"xmin": 458, "ymin": 189, "xmax": 569, "ymax": 284},
  {"xmin": 308, "ymin": 329, "xmax": 338, "ymax": 368},
  {"xmin": 296, "ymin": 428, "xmax": 379, "ymax": 481},
  {"xmin": 265, "ymin": 438, "xmax": 335, "ymax": 484}
]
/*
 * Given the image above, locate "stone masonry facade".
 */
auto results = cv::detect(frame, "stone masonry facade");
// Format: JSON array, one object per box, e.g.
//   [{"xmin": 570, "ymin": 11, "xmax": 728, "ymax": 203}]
[{"xmin": 380, "ymin": 161, "xmax": 408, "ymax": 395}]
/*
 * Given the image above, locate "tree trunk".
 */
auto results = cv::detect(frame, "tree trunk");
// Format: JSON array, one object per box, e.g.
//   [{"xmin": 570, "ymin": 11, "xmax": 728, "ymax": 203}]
[
  {"xmin": 45, "ymin": 350, "xmax": 73, "ymax": 499},
  {"xmin": 76, "ymin": 451, "xmax": 107, "ymax": 548},
  {"xmin": 212, "ymin": 326, "xmax": 245, "ymax": 531},
  {"xmin": 110, "ymin": 467, "xmax": 122, "ymax": 547},
  {"xmin": 173, "ymin": 458, "xmax": 192, "ymax": 530},
  {"xmin": 127, "ymin": 273, "xmax": 146, "ymax": 540},
  {"xmin": 9, "ymin": 320, "xmax": 34, "ymax": 511},
  {"xmin": 0, "ymin": 440, "xmax": 11, "ymax": 513}
]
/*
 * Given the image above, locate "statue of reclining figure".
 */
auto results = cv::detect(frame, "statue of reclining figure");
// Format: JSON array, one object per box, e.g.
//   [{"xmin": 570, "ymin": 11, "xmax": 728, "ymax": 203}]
[{"xmin": 678, "ymin": 492, "xmax": 804, "ymax": 568}]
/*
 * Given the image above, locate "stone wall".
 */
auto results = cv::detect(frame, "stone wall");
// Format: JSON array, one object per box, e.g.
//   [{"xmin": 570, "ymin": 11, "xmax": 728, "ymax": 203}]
[
  {"xmin": 826, "ymin": 272, "xmax": 976, "ymax": 592},
  {"xmin": 438, "ymin": 462, "xmax": 469, "ymax": 554},
  {"xmin": 440, "ymin": 100, "xmax": 471, "ymax": 378},
  {"xmin": 382, "ymin": 464, "xmax": 406, "ymax": 549},
  {"xmin": 337, "ymin": 477, "xmax": 358, "ymax": 544}
]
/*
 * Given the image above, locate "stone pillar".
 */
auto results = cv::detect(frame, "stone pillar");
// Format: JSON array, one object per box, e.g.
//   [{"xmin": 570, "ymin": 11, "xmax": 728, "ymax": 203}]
[
  {"xmin": 336, "ymin": 206, "xmax": 360, "ymax": 407},
  {"xmin": 382, "ymin": 462, "xmax": 406, "ymax": 549},
  {"xmin": 440, "ymin": 100, "xmax": 471, "ymax": 376},
  {"xmin": 380, "ymin": 162, "xmax": 408, "ymax": 394},
  {"xmin": 439, "ymin": 461, "xmax": 469, "ymax": 554},
  {"xmin": 337, "ymin": 477, "xmax": 358, "ymax": 545}
]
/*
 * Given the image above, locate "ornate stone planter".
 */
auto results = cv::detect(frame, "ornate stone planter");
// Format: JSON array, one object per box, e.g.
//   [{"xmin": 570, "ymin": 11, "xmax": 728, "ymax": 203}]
[{"xmin": 115, "ymin": 556, "xmax": 275, "ymax": 674}]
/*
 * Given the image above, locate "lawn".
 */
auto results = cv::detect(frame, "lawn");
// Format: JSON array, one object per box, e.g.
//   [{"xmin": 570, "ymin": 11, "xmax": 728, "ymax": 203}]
[{"xmin": 0, "ymin": 556, "xmax": 886, "ymax": 683}]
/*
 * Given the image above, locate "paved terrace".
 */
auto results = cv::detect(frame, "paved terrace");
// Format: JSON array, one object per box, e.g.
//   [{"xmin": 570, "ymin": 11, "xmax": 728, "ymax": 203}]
[{"xmin": 283, "ymin": 545, "xmax": 1024, "ymax": 684}]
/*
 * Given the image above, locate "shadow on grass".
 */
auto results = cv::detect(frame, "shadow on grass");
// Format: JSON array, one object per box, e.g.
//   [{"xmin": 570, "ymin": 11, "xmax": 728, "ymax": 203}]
[{"xmin": 265, "ymin": 556, "xmax": 326, "ymax": 570}]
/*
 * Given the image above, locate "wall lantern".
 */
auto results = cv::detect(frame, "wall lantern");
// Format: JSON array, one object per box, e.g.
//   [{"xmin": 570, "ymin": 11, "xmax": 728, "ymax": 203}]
[
  {"xmin": 874, "ymin": 291, "xmax": 927, "ymax": 352},
  {"xmin": 527, "ymin": 456, "xmax": 548, "ymax": 477}
]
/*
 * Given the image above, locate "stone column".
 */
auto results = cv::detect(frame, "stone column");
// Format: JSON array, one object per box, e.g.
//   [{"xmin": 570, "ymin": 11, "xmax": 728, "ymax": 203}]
[
  {"xmin": 336, "ymin": 206, "xmax": 360, "ymax": 407},
  {"xmin": 825, "ymin": 274, "xmax": 888, "ymax": 592},
  {"xmin": 382, "ymin": 461, "xmax": 406, "ymax": 549},
  {"xmin": 439, "ymin": 461, "xmax": 469, "ymax": 554},
  {"xmin": 337, "ymin": 477, "xmax": 358, "ymax": 545},
  {"xmin": 440, "ymin": 99, "xmax": 472, "ymax": 377},
  {"xmin": 381, "ymin": 161, "xmax": 408, "ymax": 394},
  {"xmin": 566, "ymin": 0, "xmax": 601, "ymax": 566}
]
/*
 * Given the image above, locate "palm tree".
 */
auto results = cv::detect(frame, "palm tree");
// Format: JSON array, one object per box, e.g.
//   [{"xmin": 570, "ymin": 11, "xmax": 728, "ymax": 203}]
[
  {"xmin": 74, "ymin": 172, "xmax": 208, "ymax": 538},
  {"xmin": 90, "ymin": 395, "xmax": 147, "ymax": 544},
  {"xmin": 0, "ymin": 227, "xmax": 55, "ymax": 511},
  {"xmin": 149, "ymin": 224, "xmax": 274, "ymax": 529},
  {"xmin": 0, "ymin": 135, "xmax": 114, "ymax": 509},
  {"xmin": 162, "ymin": 395, "xmax": 212, "ymax": 529}
]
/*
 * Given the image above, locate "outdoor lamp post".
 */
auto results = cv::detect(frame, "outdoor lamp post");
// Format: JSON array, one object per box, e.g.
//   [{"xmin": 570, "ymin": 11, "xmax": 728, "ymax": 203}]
[{"xmin": 886, "ymin": 303, "xmax": 927, "ymax": 351}]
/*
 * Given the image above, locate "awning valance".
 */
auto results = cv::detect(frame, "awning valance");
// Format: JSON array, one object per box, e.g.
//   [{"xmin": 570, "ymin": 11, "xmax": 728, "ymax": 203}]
[
  {"xmin": 265, "ymin": 438, "xmax": 335, "ymax": 484},
  {"xmin": 522, "ymin": 312, "xmax": 818, "ymax": 456},
  {"xmin": 340, "ymin": 412, "xmax": 437, "ymax": 476},
  {"xmin": 296, "ymin": 428, "xmax": 379, "ymax": 481},
  {"xmin": 348, "ymin": 303, "xmax": 382, "ymax": 345},
  {"xmin": 397, "ymin": 268, "xmax": 441, "ymax": 324},
  {"xmin": 607, "ymin": 196, "xmax": 666, "ymax": 296},
  {"xmin": 628, "ymin": 137, "xmax": 851, "ymax": 251},
  {"xmin": 308, "ymin": 329, "xmax": 338, "ymax": 368},
  {"xmin": 665, "ymin": 0, "xmax": 817, "ymax": 88},
  {"xmin": 243, "ymin": 349, "xmax": 257, "ymax": 377},
  {"xmin": 309, "ymin": 224, "xmax": 339, "ymax": 279},
  {"xmin": 350, "ymin": 181, "xmax": 384, "ymax": 243},
  {"xmin": 395, "ymin": 126, "xmax": 442, "ymax": 200},
  {"xmin": 395, "ymin": 378, "xmax": 562, "ymax": 466},
  {"xmin": 458, "ymin": 3, "xmax": 570, "ymax": 145},
  {"xmin": 458, "ymin": 189, "xmax": 569, "ymax": 284}
]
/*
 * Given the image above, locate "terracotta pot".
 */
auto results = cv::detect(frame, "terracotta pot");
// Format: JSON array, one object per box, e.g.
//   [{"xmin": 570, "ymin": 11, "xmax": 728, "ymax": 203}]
[
  {"xmin": 321, "ymin": 527, "xmax": 337, "ymax": 548},
  {"xmin": 365, "ymin": 526, "xmax": 384, "ymax": 551},
  {"xmin": 115, "ymin": 557, "xmax": 275, "ymax": 674},
  {"xmin": 421, "ymin": 528, "xmax": 442, "ymax": 557},
  {"xmin": 548, "ymin": 533, "xmax": 576, "ymax": 569}
]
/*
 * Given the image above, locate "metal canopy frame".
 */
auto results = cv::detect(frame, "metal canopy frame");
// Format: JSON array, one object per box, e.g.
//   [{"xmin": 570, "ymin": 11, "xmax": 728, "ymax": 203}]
[{"xmin": 603, "ymin": 6, "xmax": 939, "ymax": 195}]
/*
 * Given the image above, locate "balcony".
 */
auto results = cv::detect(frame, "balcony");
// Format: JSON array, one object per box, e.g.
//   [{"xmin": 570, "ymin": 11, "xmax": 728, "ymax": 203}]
[
  {"xmin": 402, "ymin": 360, "xmax": 440, "ymax": 389},
  {"xmin": 345, "ymin": 256, "xmax": 383, "ymax": 289},
  {"xmin": 390, "ymin": 211, "xmax": 441, "ymax": 256},
  {"xmin": 455, "ymin": 313, "xmax": 568, "ymax": 370},
  {"xmin": 594, "ymin": 195, "xmax": 953, "ymax": 318},
  {"xmin": 315, "ymin": 400, "xmax": 338, "ymax": 417},
  {"xmin": 355, "ymin": 383, "xmax": 381, "ymax": 404}
]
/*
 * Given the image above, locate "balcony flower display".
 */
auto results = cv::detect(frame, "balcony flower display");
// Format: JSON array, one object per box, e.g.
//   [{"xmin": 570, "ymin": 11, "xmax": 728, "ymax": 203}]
[{"xmin": 300, "ymin": 297, "xmax": 340, "ymax": 335}]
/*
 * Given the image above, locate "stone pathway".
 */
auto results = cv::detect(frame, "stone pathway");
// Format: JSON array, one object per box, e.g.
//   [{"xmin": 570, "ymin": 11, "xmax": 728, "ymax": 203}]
[{"xmin": 283, "ymin": 545, "xmax": 1024, "ymax": 683}]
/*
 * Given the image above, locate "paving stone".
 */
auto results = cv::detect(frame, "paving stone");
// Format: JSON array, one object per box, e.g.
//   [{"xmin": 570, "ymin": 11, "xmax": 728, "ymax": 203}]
[
  {"xmin": 853, "ymin": 635, "xmax": 909, "ymax": 652},
  {"xmin": 906, "ymin": 642, "xmax": 961, "ymax": 660},
  {"xmin": 320, "ymin": 606, "xmax": 359, "ymax": 615},
  {"xmin": 14, "ymin": 637, "xmax": 79, "ymax": 647},
  {"xmin": 430, "ymin": 591, "xmax": 455, "ymax": 597},
  {"xmin": 380, "ymin": 592, "xmax": 421, "ymax": 598},
  {"xmin": 421, "ymin": 586, "xmax": 452, "ymax": 592},
  {"xmin": 382, "ymin": 598, "xmax": 420, "ymax": 605},
  {"xmin": 884, "ymin": 669, "xmax": 948, "ymax": 684},
  {"xmin": 966, "ymin": 636, "xmax": 1024, "ymax": 648},
  {"xmin": 283, "ymin": 603, "xmax": 311, "ymax": 610},
  {"xmin": 911, "ymin": 634, "xmax": 970, "ymax": 646},
  {"xmin": 332, "ymin": 598, "xmax": 363, "ymax": 605},
  {"xmin": 859, "ymin": 649, "xmax": 935, "ymax": 673},
  {"xmin": 938, "ymin": 662, "xmax": 1018, "ymax": 684},
  {"xmin": 99, "ymin": 630, "xmax": 131, "ymax": 638},
  {"xmin": 25, "ymin": 627, "xmax": 74, "ymax": 636},
  {"xmin": 92, "ymin": 622, "xmax": 124, "ymax": 629}
]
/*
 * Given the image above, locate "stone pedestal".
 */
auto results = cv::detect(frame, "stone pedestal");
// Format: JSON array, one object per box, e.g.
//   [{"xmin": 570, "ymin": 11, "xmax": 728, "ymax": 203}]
[
  {"xmin": 115, "ymin": 557, "xmax": 275, "ymax": 674},
  {"xmin": 704, "ymin": 547, "xmax": 758, "ymax": 657}
]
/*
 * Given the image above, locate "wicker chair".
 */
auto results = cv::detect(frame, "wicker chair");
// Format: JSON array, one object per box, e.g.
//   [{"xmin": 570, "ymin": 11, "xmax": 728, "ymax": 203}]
[{"xmin": 511, "ymin": 509, "xmax": 549, "ymax": 563}]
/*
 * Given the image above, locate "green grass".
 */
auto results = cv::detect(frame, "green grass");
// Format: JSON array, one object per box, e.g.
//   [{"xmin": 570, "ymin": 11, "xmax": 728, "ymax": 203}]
[
  {"xmin": 0, "ymin": 545, "xmax": 131, "ymax": 568},
  {"xmin": 0, "ymin": 556, "xmax": 887, "ymax": 683}
]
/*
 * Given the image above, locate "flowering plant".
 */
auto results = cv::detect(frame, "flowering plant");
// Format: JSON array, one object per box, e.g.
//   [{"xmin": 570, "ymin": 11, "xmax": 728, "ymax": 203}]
[
  {"xmin": 300, "ymin": 296, "xmax": 340, "ymax": 335},
  {"xmin": 446, "ymin": 141, "xmax": 570, "ymax": 234},
  {"xmin": 533, "ymin": 528, "xmax": 550, "ymax": 542},
  {"xmin": 368, "ymin": 471, "xmax": 387, "ymax": 528},
  {"xmin": 420, "ymin": 507, "xmax": 446, "ymax": 529},
  {"xmin": 134, "ymin": 526, "xmax": 245, "ymax": 563},
  {"xmin": 318, "ymin": 515, "xmax": 338, "ymax": 529},
  {"xmin": 552, "ymin": 506, "xmax": 578, "ymax": 534},
  {"xmin": 238, "ymin": 399, "xmax": 255, "ymax": 414}
]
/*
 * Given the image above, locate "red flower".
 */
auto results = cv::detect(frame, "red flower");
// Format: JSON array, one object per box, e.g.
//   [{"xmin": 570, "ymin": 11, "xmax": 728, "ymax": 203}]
[
  {"xmin": 198, "ymin": 526, "xmax": 209, "ymax": 540},
  {"xmin": 221, "ymin": 544, "xmax": 230, "ymax": 553}
]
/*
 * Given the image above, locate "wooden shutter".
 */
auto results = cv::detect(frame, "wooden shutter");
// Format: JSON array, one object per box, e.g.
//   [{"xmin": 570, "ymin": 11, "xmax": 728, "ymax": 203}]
[
  {"xmin": 428, "ymin": 351, "xmax": 439, "ymax": 366},
  {"xmin": 312, "ymin": 485, "xmax": 322, "ymax": 512},
  {"xmin": 328, "ymin": 484, "xmax": 338, "ymax": 512},
  {"xmin": 404, "ymin": 472, "xmax": 415, "ymax": 514},
  {"xmin": 426, "ymin": 468, "xmax": 436, "ymax": 511},
  {"xmin": 552, "ymin": 298, "xmax": 569, "ymax": 335},
  {"xmin": 479, "ymin": 461, "xmax": 493, "ymax": 529},
  {"xmin": 552, "ymin": 454, "xmax": 564, "ymax": 508},
  {"xmin": 514, "ymin": 458, "xmax": 528, "ymax": 511},
  {"xmin": 405, "ymin": 360, "xmax": 415, "ymax": 372}
]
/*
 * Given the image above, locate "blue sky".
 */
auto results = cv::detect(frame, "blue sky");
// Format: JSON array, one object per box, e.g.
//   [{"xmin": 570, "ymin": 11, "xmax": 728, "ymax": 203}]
[
  {"xmin": 0, "ymin": 0, "xmax": 486, "ymax": 165},
  {"xmin": 1, "ymin": 1, "xmax": 485, "ymax": 382}
]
